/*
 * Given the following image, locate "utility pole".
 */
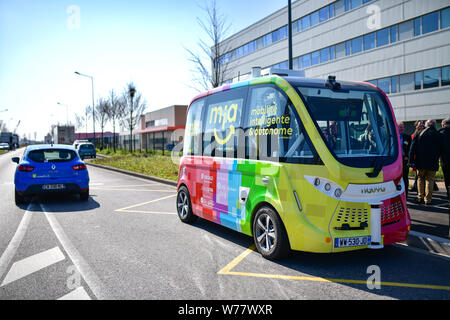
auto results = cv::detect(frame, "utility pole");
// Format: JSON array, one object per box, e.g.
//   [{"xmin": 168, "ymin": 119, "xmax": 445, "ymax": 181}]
[
  {"xmin": 288, "ymin": 0, "xmax": 293, "ymax": 69},
  {"xmin": 75, "ymin": 71, "xmax": 95, "ymax": 144}
]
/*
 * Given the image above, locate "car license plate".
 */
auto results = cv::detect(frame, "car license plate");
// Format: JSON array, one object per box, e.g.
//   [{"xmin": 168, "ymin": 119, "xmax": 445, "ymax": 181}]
[
  {"xmin": 335, "ymin": 236, "xmax": 371, "ymax": 248},
  {"xmin": 42, "ymin": 184, "xmax": 65, "ymax": 190}
]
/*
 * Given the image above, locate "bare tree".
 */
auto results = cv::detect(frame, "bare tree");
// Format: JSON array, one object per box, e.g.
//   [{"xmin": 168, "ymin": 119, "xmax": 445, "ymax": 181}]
[
  {"xmin": 84, "ymin": 105, "xmax": 91, "ymax": 137},
  {"xmin": 75, "ymin": 113, "xmax": 84, "ymax": 132},
  {"xmin": 120, "ymin": 82, "xmax": 146, "ymax": 153},
  {"xmin": 94, "ymin": 98, "xmax": 110, "ymax": 150},
  {"xmin": 186, "ymin": 0, "xmax": 232, "ymax": 91},
  {"xmin": 106, "ymin": 89, "xmax": 125, "ymax": 152}
]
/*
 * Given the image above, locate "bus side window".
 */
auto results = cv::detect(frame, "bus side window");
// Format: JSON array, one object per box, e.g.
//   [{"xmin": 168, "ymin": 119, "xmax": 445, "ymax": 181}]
[
  {"xmin": 244, "ymin": 85, "xmax": 320, "ymax": 164},
  {"xmin": 202, "ymin": 87, "xmax": 247, "ymax": 159},
  {"xmin": 184, "ymin": 99, "xmax": 205, "ymax": 156}
]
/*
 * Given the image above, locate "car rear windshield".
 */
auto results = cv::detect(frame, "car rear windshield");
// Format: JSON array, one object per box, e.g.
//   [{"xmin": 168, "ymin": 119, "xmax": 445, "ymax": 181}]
[
  {"xmin": 28, "ymin": 149, "xmax": 77, "ymax": 163},
  {"xmin": 80, "ymin": 144, "xmax": 94, "ymax": 150}
]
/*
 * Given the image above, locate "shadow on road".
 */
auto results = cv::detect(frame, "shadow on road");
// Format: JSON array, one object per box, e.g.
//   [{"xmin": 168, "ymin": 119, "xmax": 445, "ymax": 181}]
[{"xmin": 16, "ymin": 193, "xmax": 100, "ymax": 213}]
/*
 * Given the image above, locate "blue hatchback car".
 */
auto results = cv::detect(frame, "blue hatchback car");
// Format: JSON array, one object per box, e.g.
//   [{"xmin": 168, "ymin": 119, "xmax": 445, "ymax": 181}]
[{"xmin": 12, "ymin": 144, "xmax": 90, "ymax": 204}]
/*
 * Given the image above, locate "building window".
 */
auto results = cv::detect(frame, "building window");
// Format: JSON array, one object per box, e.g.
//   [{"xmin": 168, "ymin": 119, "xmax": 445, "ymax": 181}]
[
  {"xmin": 279, "ymin": 61, "xmax": 288, "ymax": 69},
  {"xmin": 442, "ymin": 7, "xmax": 450, "ymax": 29},
  {"xmin": 330, "ymin": 45, "xmax": 335, "ymax": 60},
  {"xmin": 311, "ymin": 51, "xmax": 320, "ymax": 65},
  {"xmin": 345, "ymin": 40, "xmax": 351, "ymax": 56},
  {"xmin": 319, "ymin": 7, "xmax": 329, "ymax": 23},
  {"xmin": 378, "ymin": 77, "xmax": 391, "ymax": 94},
  {"xmin": 391, "ymin": 76, "xmax": 399, "ymax": 93},
  {"xmin": 376, "ymin": 28, "xmax": 389, "ymax": 47},
  {"xmin": 293, "ymin": 57, "xmax": 299, "ymax": 70},
  {"xmin": 423, "ymin": 68, "xmax": 440, "ymax": 89},
  {"xmin": 351, "ymin": 0, "xmax": 362, "ymax": 10},
  {"xmin": 272, "ymin": 29, "xmax": 279, "ymax": 43},
  {"xmin": 310, "ymin": 11, "xmax": 319, "ymax": 27},
  {"xmin": 335, "ymin": 42, "xmax": 345, "ymax": 59},
  {"xmin": 351, "ymin": 37, "xmax": 362, "ymax": 54},
  {"xmin": 390, "ymin": 25, "xmax": 398, "ymax": 43},
  {"xmin": 414, "ymin": 71, "xmax": 423, "ymax": 90},
  {"xmin": 442, "ymin": 66, "xmax": 450, "ymax": 86},
  {"xmin": 363, "ymin": 32, "xmax": 375, "ymax": 50},
  {"xmin": 301, "ymin": 15, "xmax": 310, "ymax": 30},
  {"xmin": 414, "ymin": 17, "xmax": 421, "ymax": 36},
  {"xmin": 422, "ymin": 11, "xmax": 439, "ymax": 34},
  {"xmin": 400, "ymin": 73, "xmax": 414, "ymax": 92},
  {"xmin": 329, "ymin": 3, "xmax": 335, "ymax": 18},
  {"xmin": 279, "ymin": 26, "xmax": 287, "ymax": 40},
  {"xmin": 302, "ymin": 54, "xmax": 311, "ymax": 68},
  {"xmin": 335, "ymin": 0, "xmax": 345, "ymax": 15},
  {"xmin": 320, "ymin": 47, "xmax": 330, "ymax": 63},
  {"xmin": 399, "ymin": 20, "xmax": 413, "ymax": 41}
]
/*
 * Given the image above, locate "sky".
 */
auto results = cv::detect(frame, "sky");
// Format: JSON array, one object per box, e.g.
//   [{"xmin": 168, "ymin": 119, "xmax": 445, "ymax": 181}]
[{"xmin": 0, "ymin": 0, "xmax": 289, "ymax": 140}]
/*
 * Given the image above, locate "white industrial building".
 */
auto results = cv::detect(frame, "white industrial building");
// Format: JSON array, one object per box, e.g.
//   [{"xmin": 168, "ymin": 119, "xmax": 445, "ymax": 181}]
[{"xmin": 218, "ymin": 0, "xmax": 450, "ymax": 131}]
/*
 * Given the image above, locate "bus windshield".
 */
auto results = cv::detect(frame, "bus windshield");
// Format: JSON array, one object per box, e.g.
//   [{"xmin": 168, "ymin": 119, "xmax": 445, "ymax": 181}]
[{"xmin": 297, "ymin": 86, "xmax": 397, "ymax": 167}]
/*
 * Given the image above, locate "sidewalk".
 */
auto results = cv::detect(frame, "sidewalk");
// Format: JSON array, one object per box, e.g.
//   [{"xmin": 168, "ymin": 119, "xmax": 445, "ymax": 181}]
[{"xmin": 404, "ymin": 179, "xmax": 450, "ymax": 256}]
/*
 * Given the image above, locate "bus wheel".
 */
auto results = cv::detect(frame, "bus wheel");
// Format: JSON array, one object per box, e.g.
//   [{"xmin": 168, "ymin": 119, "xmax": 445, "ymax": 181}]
[
  {"xmin": 253, "ymin": 206, "xmax": 290, "ymax": 260},
  {"xmin": 177, "ymin": 186, "xmax": 197, "ymax": 223}
]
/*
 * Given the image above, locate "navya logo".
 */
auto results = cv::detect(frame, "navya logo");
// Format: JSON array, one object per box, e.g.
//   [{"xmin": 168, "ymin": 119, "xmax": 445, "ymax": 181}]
[
  {"xmin": 209, "ymin": 103, "xmax": 238, "ymax": 145},
  {"xmin": 361, "ymin": 186, "xmax": 386, "ymax": 194}
]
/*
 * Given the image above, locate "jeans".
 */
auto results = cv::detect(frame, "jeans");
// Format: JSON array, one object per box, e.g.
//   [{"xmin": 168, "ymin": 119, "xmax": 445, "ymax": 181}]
[{"xmin": 417, "ymin": 169, "xmax": 436, "ymax": 204}]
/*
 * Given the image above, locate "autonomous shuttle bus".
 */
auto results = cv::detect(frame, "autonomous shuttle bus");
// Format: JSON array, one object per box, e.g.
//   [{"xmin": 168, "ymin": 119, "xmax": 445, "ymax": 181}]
[{"xmin": 177, "ymin": 73, "xmax": 410, "ymax": 259}]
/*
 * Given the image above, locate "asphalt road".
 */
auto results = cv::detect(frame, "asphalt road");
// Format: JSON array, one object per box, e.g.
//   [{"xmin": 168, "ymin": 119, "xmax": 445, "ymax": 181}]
[{"xmin": 1, "ymin": 148, "xmax": 449, "ymax": 300}]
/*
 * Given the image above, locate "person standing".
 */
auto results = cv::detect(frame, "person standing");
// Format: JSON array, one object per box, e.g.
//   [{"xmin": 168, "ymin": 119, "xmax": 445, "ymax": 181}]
[
  {"xmin": 439, "ymin": 118, "xmax": 450, "ymax": 200},
  {"xmin": 409, "ymin": 120, "xmax": 443, "ymax": 205},
  {"xmin": 398, "ymin": 122, "xmax": 412, "ymax": 197},
  {"xmin": 409, "ymin": 120, "xmax": 425, "ymax": 192}
]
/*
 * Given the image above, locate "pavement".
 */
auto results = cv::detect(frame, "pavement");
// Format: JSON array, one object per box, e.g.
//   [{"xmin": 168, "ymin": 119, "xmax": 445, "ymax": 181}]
[
  {"xmin": 88, "ymin": 160, "xmax": 450, "ymax": 258},
  {"xmin": 404, "ymin": 180, "xmax": 450, "ymax": 257}
]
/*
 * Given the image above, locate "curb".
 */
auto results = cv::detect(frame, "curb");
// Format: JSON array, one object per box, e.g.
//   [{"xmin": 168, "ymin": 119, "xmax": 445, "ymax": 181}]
[
  {"xmin": 404, "ymin": 231, "xmax": 450, "ymax": 257},
  {"xmin": 85, "ymin": 161, "xmax": 178, "ymax": 187},
  {"xmin": 86, "ymin": 161, "xmax": 449, "ymax": 257}
]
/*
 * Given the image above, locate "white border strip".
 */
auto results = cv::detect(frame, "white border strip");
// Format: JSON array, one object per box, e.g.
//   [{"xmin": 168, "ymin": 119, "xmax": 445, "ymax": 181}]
[
  {"xmin": 41, "ymin": 203, "xmax": 113, "ymax": 300},
  {"xmin": 0, "ymin": 204, "xmax": 33, "ymax": 283}
]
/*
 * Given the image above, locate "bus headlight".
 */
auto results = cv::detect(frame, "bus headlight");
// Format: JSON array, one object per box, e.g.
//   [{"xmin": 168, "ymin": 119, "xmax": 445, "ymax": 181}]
[
  {"xmin": 304, "ymin": 175, "xmax": 344, "ymax": 200},
  {"xmin": 314, "ymin": 177, "xmax": 321, "ymax": 186}
]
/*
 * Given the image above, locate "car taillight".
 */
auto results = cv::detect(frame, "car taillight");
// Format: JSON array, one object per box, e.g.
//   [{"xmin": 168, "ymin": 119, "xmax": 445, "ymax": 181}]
[
  {"xmin": 18, "ymin": 165, "xmax": 34, "ymax": 172},
  {"xmin": 72, "ymin": 164, "xmax": 86, "ymax": 170}
]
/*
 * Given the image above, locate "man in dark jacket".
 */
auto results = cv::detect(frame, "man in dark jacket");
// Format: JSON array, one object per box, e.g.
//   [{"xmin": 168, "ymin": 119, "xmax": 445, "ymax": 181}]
[
  {"xmin": 398, "ymin": 122, "xmax": 412, "ymax": 197},
  {"xmin": 408, "ymin": 119, "xmax": 442, "ymax": 205},
  {"xmin": 439, "ymin": 118, "xmax": 450, "ymax": 200}
]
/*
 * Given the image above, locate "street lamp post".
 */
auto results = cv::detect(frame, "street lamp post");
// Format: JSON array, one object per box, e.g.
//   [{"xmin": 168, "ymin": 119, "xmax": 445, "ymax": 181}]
[
  {"xmin": 288, "ymin": 0, "xmax": 293, "ymax": 70},
  {"xmin": 75, "ymin": 71, "xmax": 95, "ymax": 144}
]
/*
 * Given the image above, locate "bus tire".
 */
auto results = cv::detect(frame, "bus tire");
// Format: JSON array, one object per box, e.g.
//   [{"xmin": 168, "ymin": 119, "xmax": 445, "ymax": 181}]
[
  {"xmin": 177, "ymin": 185, "xmax": 197, "ymax": 223},
  {"xmin": 253, "ymin": 206, "xmax": 290, "ymax": 260}
]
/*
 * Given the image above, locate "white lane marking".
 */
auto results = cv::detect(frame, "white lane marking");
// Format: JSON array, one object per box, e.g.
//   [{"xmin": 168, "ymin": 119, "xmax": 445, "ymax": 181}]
[
  {"xmin": 0, "ymin": 203, "xmax": 34, "ymax": 283},
  {"xmin": 40, "ymin": 203, "xmax": 113, "ymax": 300},
  {"xmin": 1, "ymin": 247, "xmax": 65, "ymax": 287},
  {"xmin": 58, "ymin": 286, "xmax": 91, "ymax": 300}
]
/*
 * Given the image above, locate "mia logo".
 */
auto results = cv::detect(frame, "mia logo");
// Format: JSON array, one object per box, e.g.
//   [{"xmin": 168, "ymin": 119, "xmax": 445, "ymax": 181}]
[
  {"xmin": 209, "ymin": 103, "xmax": 238, "ymax": 145},
  {"xmin": 361, "ymin": 187, "xmax": 386, "ymax": 194}
]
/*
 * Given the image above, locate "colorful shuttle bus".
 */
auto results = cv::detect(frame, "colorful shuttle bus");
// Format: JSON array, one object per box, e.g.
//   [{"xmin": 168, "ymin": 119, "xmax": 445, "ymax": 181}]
[{"xmin": 177, "ymin": 73, "xmax": 410, "ymax": 259}]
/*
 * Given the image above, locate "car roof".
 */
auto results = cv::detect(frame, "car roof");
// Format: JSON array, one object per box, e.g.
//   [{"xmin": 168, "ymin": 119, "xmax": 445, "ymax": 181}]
[{"xmin": 26, "ymin": 144, "xmax": 77, "ymax": 152}]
